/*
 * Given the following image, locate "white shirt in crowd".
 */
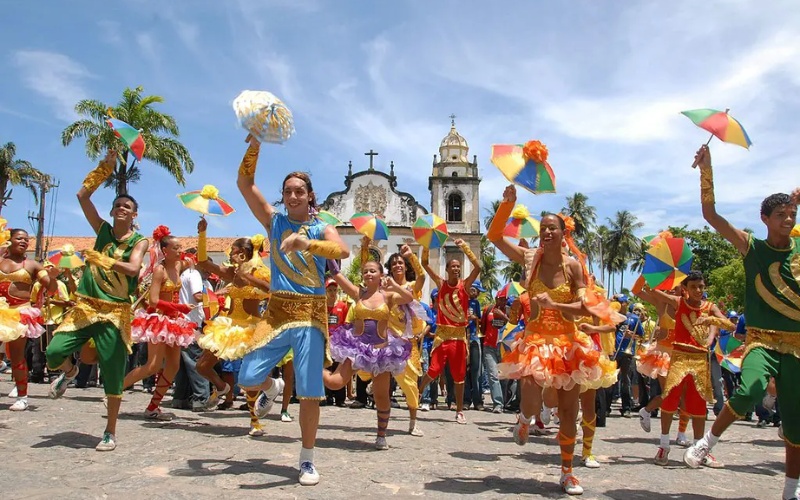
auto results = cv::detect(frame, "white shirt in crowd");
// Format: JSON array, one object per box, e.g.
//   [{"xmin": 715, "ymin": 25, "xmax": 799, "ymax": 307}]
[{"xmin": 179, "ymin": 267, "xmax": 205, "ymax": 326}]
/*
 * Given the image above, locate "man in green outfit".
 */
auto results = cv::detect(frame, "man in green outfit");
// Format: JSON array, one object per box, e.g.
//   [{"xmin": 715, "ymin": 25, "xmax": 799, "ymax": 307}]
[
  {"xmin": 684, "ymin": 144, "xmax": 800, "ymax": 500},
  {"xmin": 46, "ymin": 150, "xmax": 149, "ymax": 452}
]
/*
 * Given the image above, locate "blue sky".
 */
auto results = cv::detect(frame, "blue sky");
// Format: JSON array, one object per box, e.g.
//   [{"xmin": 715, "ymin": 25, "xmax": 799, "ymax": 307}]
[{"xmin": 1, "ymin": 0, "xmax": 799, "ymax": 242}]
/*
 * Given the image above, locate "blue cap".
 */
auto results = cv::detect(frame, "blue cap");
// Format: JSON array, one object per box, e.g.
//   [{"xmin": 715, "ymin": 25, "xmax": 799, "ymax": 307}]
[
  {"xmin": 617, "ymin": 295, "xmax": 629, "ymax": 303},
  {"xmin": 727, "ymin": 310, "xmax": 739, "ymax": 318},
  {"xmin": 470, "ymin": 282, "xmax": 486, "ymax": 293},
  {"xmin": 430, "ymin": 288, "xmax": 439, "ymax": 301}
]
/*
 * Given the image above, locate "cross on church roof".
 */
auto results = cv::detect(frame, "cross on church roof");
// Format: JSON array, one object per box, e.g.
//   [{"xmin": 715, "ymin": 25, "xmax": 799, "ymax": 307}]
[
  {"xmin": 365, "ymin": 149, "xmax": 379, "ymax": 170},
  {"xmin": 449, "ymin": 114, "xmax": 456, "ymax": 126}
]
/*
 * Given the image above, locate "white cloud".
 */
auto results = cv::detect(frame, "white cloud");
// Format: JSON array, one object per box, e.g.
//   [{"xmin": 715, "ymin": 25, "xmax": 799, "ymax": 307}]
[
  {"xmin": 136, "ymin": 32, "xmax": 161, "ymax": 66},
  {"xmin": 13, "ymin": 50, "xmax": 93, "ymax": 122}
]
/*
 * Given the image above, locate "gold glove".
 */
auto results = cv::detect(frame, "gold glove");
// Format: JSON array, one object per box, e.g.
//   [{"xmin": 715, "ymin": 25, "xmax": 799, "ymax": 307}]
[
  {"xmin": 408, "ymin": 253, "xmax": 424, "ymax": 278},
  {"xmin": 360, "ymin": 238, "xmax": 370, "ymax": 264},
  {"xmin": 238, "ymin": 141, "xmax": 261, "ymax": 179},
  {"xmin": 198, "ymin": 230, "xmax": 208, "ymax": 262},
  {"xmin": 84, "ymin": 249, "xmax": 117, "ymax": 270},
  {"xmin": 421, "ymin": 247, "xmax": 430, "ymax": 265},
  {"xmin": 307, "ymin": 239, "xmax": 342, "ymax": 259},
  {"xmin": 82, "ymin": 154, "xmax": 116, "ymax": 194},
  {"xmin": 700, "ymin": 165, "xmax": 715, "ymax": 204},
  {"xmin": 457, "ymin": 240, "xmax": 480, "ymax": 268},
  {"xmin": 487, "ymin": 200, "xmax": 514, "ymax": 241}
]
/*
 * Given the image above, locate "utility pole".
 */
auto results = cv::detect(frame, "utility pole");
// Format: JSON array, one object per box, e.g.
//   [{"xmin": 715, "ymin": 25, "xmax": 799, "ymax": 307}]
[{"xmin": 26, "ymin": 177, "xmax": 58, "ymax": 262}]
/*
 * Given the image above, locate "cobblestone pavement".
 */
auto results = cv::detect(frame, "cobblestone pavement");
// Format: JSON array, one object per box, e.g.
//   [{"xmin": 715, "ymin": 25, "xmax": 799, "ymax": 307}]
[{"xmin": 0, "ymin": 379, "xmax": 784, "ymax": 499}]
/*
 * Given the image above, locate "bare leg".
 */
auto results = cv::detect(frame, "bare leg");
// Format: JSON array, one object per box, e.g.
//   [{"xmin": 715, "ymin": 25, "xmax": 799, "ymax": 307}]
[
  {"xmin": 282, "ymin": 361, "xmax": 295, "ymax": 412},
  {"xmin": 196, "ymin": 350, "xmax": 226, "ymax": 391},
  {"xmin": 123, "ymin": 343, "xmax": 166, "ymax": 388},
  {"xmin": 519, "ymin": 376, "xmax": 543, "ymax": 419},
  {"xmin": 323, "ymin": 358, "xmax": 352, "ymax": 390},
  {"xmin": 557, "ymin": 386, "xmax": 581, "ymax": 472},
  {"xmin": 299, "ymin": 399, "xmax": 320, "ymax": 449}
]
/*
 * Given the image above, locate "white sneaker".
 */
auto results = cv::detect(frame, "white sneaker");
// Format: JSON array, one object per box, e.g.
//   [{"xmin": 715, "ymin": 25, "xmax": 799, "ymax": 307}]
[
  {"xmin": 639, "ymin": 407, "xmax": 651, "ymax": 433},
  {"xmin": 299, "ymin": 461, "xmax": 320, "ymax": 486},
  {"xmin": 675, "ymin": 433, "xmax": 691, "ymax": 448},
  {"xmin": 8, "ymin": 386, "xmax": 18, "ymax": 398},
  {"xmin": 144, "ymin": 408, "xmax": 174, "ymax": 421},
  {"xmin": 582, "ymin": 455, "xmax": 600, "ymax": 468},
  {"xmin": 420, "ymin": 403, "xmax": 430, "ymax": 412},
  {"xmin": 255, "ymin": 378, "xmax": 285, "ymax": 418},
  {"xmin": 513, "ymin": 416, "xmax": 530, "ymax": 446},
  {"xmin": 248, "ymin": 424, "xmax": 264, "ymax": 437},
  {"xmin": 560, "ymin": 472, "xmax": 584, "ymax": 495},
  {"xmin": 654, "ymin": 446, "xmax": 670, "ymax": 466},
  {"xmin": 49, "ymin": 368, "xmax": 77, "ymax": 399},
  {"xmin": 9, "ymin": 397, "xmax": 28, "ymax": 411},
  {"xmin": 281, "ymin": 410, "xmax": 293, "ymax": 422},
  {"xmin": 95, "ymin": 432, "xmax": 116, "ymax": 451},
  {"xmin": 683, "ymin": 441, "xmax": 710, "ymax": 469},
  {"xmin": 409, "ymin": 423, "xmax": 424, "ymax": 437},
  {"xmin": 540, "ymin": 405, "xmax": 551, "ymax": 425},
  {"xmin": 375, "ymin": 436, "xmax": 389, "ymax": 450}
]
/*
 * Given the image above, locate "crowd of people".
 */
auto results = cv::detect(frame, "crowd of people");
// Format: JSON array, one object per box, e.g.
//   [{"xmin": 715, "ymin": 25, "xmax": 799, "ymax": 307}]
[{"xmin": 0, "ymin": 142, "xmax": 798, "ymax": 498}]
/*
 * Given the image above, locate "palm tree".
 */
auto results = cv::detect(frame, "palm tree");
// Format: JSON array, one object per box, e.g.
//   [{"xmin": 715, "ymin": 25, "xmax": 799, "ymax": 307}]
[
  {"xmin": 61, "ymin": 86, "xmax": 194, "ymax": 196},
  {"xmin": 480, "ymin": 236, "xmax": 501, "ymax": 293},
  {"xmin": 483, "ymin": 200, "xmax": 501, "ymax": 232},
  {"xmin": 562, "ymin": 192, "xmax": 597, "ymax": 240},
  {"xmin": 0, "ymin": 142, "xmax": 48, "ymax": 215},
  {"xmin": 604, "ymin": 210, "xmax": 644, "ymax": 292},
  {"xmin": 499, "ymin": 259, "xmax": 524, "ymax": 283},
  {"xmin": 591, "ymin": 224, "xmax": 610, "ymax": 288}
]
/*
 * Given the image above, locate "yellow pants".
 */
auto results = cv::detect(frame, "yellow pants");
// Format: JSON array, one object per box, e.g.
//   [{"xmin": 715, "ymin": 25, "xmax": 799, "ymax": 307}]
[{"xmin": 358, "ymin": 363, "xmax": 420, "ymax": 410}]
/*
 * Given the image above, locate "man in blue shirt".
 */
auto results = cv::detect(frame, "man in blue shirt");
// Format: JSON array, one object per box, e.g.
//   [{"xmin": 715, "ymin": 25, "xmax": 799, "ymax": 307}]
[
  {"xmin": 613, "ymin": 296, "xmax": 644, "ymax": 417},
  {"xmin": 465, "ymin": 283, "xmax": 484, "ymax": 410},
  {"xmin": 420, "ymin": 291, "xmax": 438, "ymax": 411}
]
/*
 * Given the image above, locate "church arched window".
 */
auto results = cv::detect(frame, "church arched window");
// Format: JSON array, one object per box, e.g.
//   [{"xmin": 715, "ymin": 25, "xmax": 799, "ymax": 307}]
[
  {"xmin": 447, "ymin": 193, "xmax": 463, "ymax": 222},
  {"xmin": 451, "ymin": 172, "xmax": 458, "ymax": 177}
]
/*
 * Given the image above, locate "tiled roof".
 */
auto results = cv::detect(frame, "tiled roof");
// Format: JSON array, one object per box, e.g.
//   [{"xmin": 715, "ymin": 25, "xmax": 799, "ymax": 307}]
[{"xmin": 40, "ymin": 236, "xmax": 252, "ymax": 254}]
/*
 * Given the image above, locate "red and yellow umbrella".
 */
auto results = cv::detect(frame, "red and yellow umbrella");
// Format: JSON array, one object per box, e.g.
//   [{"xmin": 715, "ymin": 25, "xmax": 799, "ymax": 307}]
[
  {"xmin": 642, "ymin": 238, "xmax": 693, "ymax": 290},
  {"xmin": 681, "ymin": 109, "xmax": 752, "ymax": 168},
  {"xmin": 47, "ymin": 244, "xmax": 84, "ymax": 269},
  {"xmin": 504, "ymin": 204, "xmax": 540, "ymax": 239},
  {"xmin": 498, "ymin": 281, "xmax": 526, "ymax": 299},
  {"xmin": 491, "ymin": 140, "xmax": 556, "ymax": 195},
  {"xmin": 413, "ymin": 214, "xmax": 448, "ymax": 249},
  {"xmin": 350, "ymin": 212, "xmax": 390, "ymax": 241}
]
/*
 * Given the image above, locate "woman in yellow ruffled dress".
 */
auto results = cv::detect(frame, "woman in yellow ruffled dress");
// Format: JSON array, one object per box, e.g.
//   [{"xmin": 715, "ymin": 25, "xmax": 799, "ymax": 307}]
[
  {"xmin": 488, "ymin": 182, "xmax": 621, "ymax": 497},
  {"xmin": 0, "ymin": 227, "xmax": 54, "ymax": 411},
  {"xmin": 194, "ymin": 218, "xmax": 272, "ymax": 436}
]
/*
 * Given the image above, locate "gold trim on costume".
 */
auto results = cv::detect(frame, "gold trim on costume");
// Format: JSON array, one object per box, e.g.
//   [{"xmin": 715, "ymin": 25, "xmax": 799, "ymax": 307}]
[
  {"xmin": 308, "ymin": 239, "xmax": 342, "ymax": 259},
  {"xmin": 440, "ymin": 292, "xmax": 466, "ymax": 324},
  {"xmin": 699, "ymin": 167, "xmax": 715, "ymax": 204},
  {"xmin": 271, "ymin": 229, "xmax": 323, "ymax": 288},
  {"xmin": 742, "ymin": 327, "xmax": 800, "ymax": 360},
  {"xmin": 432, "ymin": 324, "xmax": 466, "ymax": 351},
  {"xmin": 768, "ymin": 262, "xmax": 800, "ymax": 312},
  {"xmin": 238, "ymin": 142, "xmax": 260, "ymax": 179},
  {"xmin": 662, "ymin": 350, "xmax": 713, "ymax": 403},
  {"xmin": 755, "ymin": 274, "xmax": 800, "ymax": 322},
  {"xmin": 55, "ymin": 294, "xmax": 133, "ymax": 353}
]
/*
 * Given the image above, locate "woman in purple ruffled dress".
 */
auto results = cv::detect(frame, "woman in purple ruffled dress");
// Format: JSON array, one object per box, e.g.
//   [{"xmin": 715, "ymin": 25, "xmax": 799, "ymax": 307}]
[{"xmin": 324, "ymin": 258, "xmax": 413, "ymax": 450}]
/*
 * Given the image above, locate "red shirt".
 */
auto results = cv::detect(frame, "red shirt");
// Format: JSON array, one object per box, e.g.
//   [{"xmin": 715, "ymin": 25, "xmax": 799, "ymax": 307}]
[
  {"xmin": 673, "ymin": 297, "xmax": 712, "ymax": 353},
  {"xmin": 437, "ymin": 280, "xmax": 469, "ymax": 327},
  {"xmin": 481, "ymin": 305, "xmax": 507, "ymax": 348},
  {"xmin": 328, "ymin": 301, "xmax": 349, "ymax": 329}
]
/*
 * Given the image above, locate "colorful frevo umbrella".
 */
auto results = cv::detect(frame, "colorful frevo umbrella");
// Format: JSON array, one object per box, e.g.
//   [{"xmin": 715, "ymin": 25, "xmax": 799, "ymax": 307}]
[
  {"xmin": 642, "ymin": 238, "xmax": 693, "ymax": 290},
  {"xmin": 499, "ymin": 322, "xmax": 524, "ymax": 356},
  {"xmin": 504, "ymin": 204, "xmax": 540, "ymax": 239},
  {"xmin": 202, "ymin": 285, "xmax": 220, "ymax": 320},
  {"xmin": 715, "ymin": 335, "xmax": 744, "ymax": 373},
  {"xmin": 681, "ymin": 109, "xmax": 752, "ymax": 167},
  {"xmin": 317, "ymin": 211, "xmax": 342, "ymax": 226},
  {"xmin": 350, "ymin": 212, "xmax": 390, "ymax": 241},
  {"xmin": 642, "ymin": 230, "xmax": 673, "ymax": 248},
  {"xmin": 490, "ymin": 140, "xmax": 556, "ymax": 195},
  {"xmin": 106, "ymin": 118, "xmax": 145, "ymax": 162},
  {"xmin": 413, "ymin": 214, "xmax": 448, "ymax": 249},
  {"xmin": 48, "ymin": 244, "xmax": 84, "ymax": 269},
  {"xmin": 498, "ymin": 281, "xmax": 526, "ymax": 299},
  {"xmin": 233, "ymin": 90, "xmax": 295, "ymax": 144},
  {"xmin": 178, "ymin": 185, "xmax": 235, "ymax": 217}
]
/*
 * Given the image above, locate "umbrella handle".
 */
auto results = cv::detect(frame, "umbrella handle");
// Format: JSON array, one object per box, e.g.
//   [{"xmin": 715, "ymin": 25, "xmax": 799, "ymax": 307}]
[{"xmin": 690, "ymin": 134, "xmax": 715, "ymax": 169}]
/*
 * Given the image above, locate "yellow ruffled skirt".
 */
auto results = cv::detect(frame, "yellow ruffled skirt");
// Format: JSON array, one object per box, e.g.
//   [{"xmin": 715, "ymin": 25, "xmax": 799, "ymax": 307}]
[{"xmin": 198, "ymin": 316, "xmax": 258, "ymax": 361}]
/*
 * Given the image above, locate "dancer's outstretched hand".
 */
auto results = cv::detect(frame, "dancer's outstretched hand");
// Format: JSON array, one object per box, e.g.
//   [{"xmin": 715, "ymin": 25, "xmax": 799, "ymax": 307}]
[
  {"xmin": 790, "ymin": 188, "xmax": 800, "ymax": 205},
  {"xmin": 694, "ymin": 144, "xmax": 711, "ymax": 170},
  {"xmin": 503, "ymin": 184, "xmax": 517, "ymax": 204},
  {"xmin": 400, "ymin": 244, "xmax": 412, "ymax": 259},
  {"xmin": 197, "ymin": 218, "xmax": 208, "ymax": 233},
  {"xmin": 281, "ymin": 233, "xmax": 310, "ymax": 253}
]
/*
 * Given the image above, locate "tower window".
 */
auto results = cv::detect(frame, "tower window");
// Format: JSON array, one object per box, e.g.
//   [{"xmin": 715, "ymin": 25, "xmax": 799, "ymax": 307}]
[
  {"xmin": 447, "ymin": 193, "xmax": 463, "ymax": 222},
  {"xmin": 451, "ymin": 172, "xmax": 458, "ymax": 177}
]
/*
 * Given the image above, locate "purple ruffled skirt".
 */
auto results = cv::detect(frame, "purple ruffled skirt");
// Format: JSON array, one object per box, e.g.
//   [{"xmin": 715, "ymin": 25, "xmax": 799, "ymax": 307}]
[{"xmin": 329, "ymin": 323, "xmax": 411, "ymax": 376}]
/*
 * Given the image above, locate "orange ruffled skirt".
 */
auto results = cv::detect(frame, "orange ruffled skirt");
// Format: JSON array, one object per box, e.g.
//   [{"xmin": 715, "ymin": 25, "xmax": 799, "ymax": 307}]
[
  {"xmin": 636, "ymin": 343, "xmax": 671, "ymax": 379},
  {"xmin": 498, "ymin": 330, "xmax": 618, "ymax": 391}
]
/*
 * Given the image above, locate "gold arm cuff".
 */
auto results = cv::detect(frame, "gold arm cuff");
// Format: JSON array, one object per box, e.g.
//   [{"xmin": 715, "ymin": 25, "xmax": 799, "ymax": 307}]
[
  {"xmin": 700, "ymin": 166, "xmax": 715, "ymax": 204},
  {"xmin": 458, "ymin": 242, "xmax": 479, "ymax": 267},
  {"xmin": 360, "ymin": 239, "xmax": 370, "ymax": 264},
  {"xmin": 408, "ymin": 253, "xmax": 424, "ymax": 279},
  {"xmin": 421, "ymin": 247, "xmax": 430, "ymax": 265},
  {"xmin": 82, "ymin": 160, "xmax": 115, "ymax": 194},
  {"xmin": 706, "ymin": 317, "xmax": 735, "ymax": 331},
  {"xmin": 308, "ymin": 239, "xmax": 342, "ymax": 259},
  {"xmin": 84, "ymin": 249, "xmax": 117, "ymax": 271},
  {"xmin": 238, "ymin": 142, "xmax": 261, "ymax": 179},
  {"xmin": 36, "ymin": 269, "xmax": 48, "ymax": 279},
  {"xmin": 198, "ymin": 230, "xmax": 208, "ymax": 262}
]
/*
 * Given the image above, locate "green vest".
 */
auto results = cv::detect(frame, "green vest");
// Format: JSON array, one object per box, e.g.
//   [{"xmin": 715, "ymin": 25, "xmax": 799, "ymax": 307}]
[
  {"xmin": 77, "ymin": 221, "xmax": 144, "ymax": 303},
  {"xmin": 743, "ymin": 235, "xmax": 800, "ymax": 332}
]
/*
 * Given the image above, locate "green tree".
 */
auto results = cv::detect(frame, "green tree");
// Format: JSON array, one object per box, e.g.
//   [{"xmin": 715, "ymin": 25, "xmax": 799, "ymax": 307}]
[
  {"xmin": 667, "ymin": 225, "xmax": 739, "ymax": 284},
  {"xmin": 479, "ymin": 235, "xmax": 501, "ymax": 293},
  {"xmin": 0, "ymin": 142, "xmax": 48, "ymax": 214},
  {"xmin": 708, "ymin": 258, "xmax": 745, "ymax": 312},
  {"xmin": 605, "ymin": 210, "xmax": 643, "ymax": 292},
  {"xmin": 562, "ymin": 192, "xmax": 597, "ymax": 239},
  {"xmin": 61, "ymin": 86, "xmax": 194, "ymax": 196}
]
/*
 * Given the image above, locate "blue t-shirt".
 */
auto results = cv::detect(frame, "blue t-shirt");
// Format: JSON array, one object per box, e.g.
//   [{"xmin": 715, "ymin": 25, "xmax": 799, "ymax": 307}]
[
  {"xmin": 735, "ymin": 314, "xmax": 747, "ymax": 336},
  {"xmin": 467, "ymin": 298, "xmax": 482, "ymax": 342},
  {"xmin": 423, "ymin": 303, "xmax": 437, "ymax": 350},
  {"xmin": 615, "ymin": 312, "xmax": 644, "ymax": 352},
  {"xmin": 269, "ymin": 213, "xmax": 328, "ymax": 295}
]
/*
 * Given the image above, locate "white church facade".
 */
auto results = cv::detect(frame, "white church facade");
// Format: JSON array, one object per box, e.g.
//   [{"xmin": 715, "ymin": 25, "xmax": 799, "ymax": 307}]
[{"xmin": 320, "ymin": 119, "xmax": 482, "ymax": 300}]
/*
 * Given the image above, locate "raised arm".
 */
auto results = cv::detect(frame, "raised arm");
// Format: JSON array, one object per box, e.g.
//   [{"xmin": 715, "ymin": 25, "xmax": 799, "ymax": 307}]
[
  {"xmin": 77, "ymin": 149, "xmax": 117, "ymax": 234},
  {"xmin": 327, "ymin": 259, "xmax": 360, "ymax": 300},
  {"xmin": 421, "ymin": 247, "xmax": 442, "ymax": 289},
  {"xmin": 236, "ymin": 136, "xmax": 277, "ymax": 231},
  {"xmin": 456, "ymin": 238, "xmax": 481, "ymax": 290},
  {"xmin": 196, "ymin": 218, "xmax": 236, "ymax": 282},
  {"xmin": 385, "ymin": 276, "xmax": 414, "ymax": 306},
  {"xmin": 487, "ymin": 185, "xmax": 526, "ymax": 265},
  {"xmin": 695, "ymin": 145, "xmax": 749, "ymax": 255},
  {"xmin": 401, "ymin": 244, "xmax": 426, "ymax": 297}
]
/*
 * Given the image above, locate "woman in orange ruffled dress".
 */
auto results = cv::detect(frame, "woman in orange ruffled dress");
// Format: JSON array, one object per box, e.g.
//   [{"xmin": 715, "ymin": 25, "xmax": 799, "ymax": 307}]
[
  {"xmin": 488, "ymin": 180, "xmax": 620, "ymax": 496},
  {"xmin": 126, "ymin": 226, "xmax": 197, "ymax": 420}
]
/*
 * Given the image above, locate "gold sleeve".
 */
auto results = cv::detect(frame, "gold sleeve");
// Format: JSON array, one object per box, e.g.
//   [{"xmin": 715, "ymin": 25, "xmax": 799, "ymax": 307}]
[
  {"xmin": 238, "ymin": 141, "xmax": 261, "ymax": 179},
  {"xmin": 458, "ymin": 240, "xmax": 480, "ymax": 267},
  {"xmin": 198, "ymin": 230, "xmax": 208, "ymax": 262},
  {"xmin": 408, "ymin": 253, "xmax": 424, "ymax": 278},
  {"xmin": 82, "ymin": 155, "xmax": 116, "ymax": 194},
  {"xmin": 700, "ymin": 165, "xmax": 715, "ymax": 204},
  {"xmin": 36, "ymin": 269, "xmax": 48, "ymax": 279},
  {"xmin": 360, "ymin": 238, "xmax": 370, "ymax": 264},
  {"xmin": 307, "ymin": 239, "xmax": 342, "ymax": 259},
  {"xmin": 84, "ymin": 249, "xmax": 117, "ymax": 270}
]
